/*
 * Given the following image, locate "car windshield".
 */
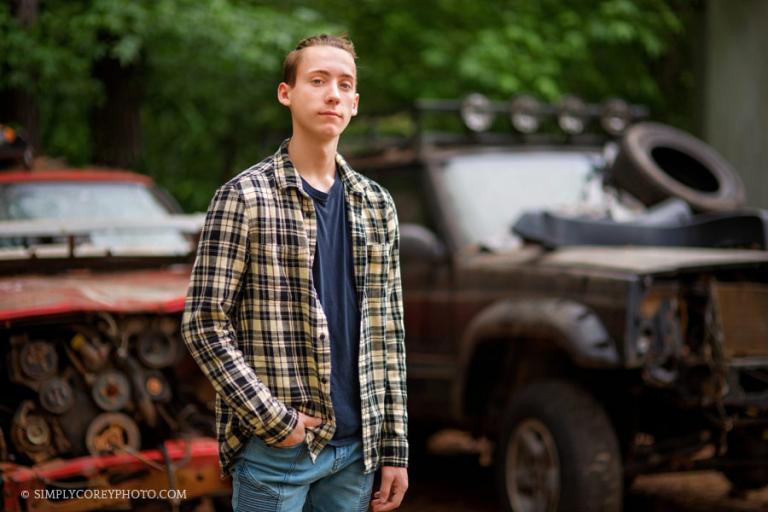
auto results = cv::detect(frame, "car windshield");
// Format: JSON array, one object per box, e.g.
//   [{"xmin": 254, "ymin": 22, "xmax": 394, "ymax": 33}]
[
  {"xmin": 0, "ymin": 181, "xmax": 190, "ymax": 253},
  {"xmin": 438, "ymin": 150, "xmax": 603, "ymax": 250}
]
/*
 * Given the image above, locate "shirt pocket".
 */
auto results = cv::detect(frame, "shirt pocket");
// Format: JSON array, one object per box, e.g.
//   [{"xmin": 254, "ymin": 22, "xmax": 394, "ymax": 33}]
[{"xmin": 250, "ymin": 243, "xmax": 294, "ymax": 302}]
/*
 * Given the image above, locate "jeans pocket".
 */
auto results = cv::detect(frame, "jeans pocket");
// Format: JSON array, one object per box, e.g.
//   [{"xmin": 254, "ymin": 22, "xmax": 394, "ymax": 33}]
[{"xmin": 258, "ymin": 435, "xmax": 305, "ymax": 452}]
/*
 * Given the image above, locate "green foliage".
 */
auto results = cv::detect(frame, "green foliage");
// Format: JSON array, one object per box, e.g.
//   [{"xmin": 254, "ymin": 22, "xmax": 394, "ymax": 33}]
[
  {"xmin": 333, "ymin": 0, "xmax": 683, "ymax": 110},
  {"xmin": 0, "ymin": 0, "xmax": 692, "ymax": 211},
  {"xmin": 141, "ymin": 0, "xmax": 336, "ymax": 208}
]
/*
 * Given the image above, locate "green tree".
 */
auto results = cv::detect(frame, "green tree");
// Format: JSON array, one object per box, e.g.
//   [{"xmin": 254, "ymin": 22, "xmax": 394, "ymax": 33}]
[{"xmin": 1, "ymin": 0, "xmax": 693, "ymax": 211}]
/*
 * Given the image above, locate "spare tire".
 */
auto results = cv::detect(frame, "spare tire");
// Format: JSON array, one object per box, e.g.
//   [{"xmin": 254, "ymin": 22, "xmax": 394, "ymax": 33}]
[{"xmin": 609, "ymin": 122, "xmax": 745, "ymax": 212}]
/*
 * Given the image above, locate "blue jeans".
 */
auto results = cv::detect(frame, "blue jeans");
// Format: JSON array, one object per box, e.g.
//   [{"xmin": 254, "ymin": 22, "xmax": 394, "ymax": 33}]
[{"xmin": 231, "ymin": 436, "xmax": 374, "ymax": 511}]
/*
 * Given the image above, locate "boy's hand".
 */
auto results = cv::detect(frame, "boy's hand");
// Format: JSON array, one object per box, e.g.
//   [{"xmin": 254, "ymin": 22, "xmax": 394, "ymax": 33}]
[
  {"xmin": 276, "ymin": 412, "xmax": 322, "ymax": 447},
  {"xmin": 371, "ymin": 466, "xmax": 408, "ymax": 511}
]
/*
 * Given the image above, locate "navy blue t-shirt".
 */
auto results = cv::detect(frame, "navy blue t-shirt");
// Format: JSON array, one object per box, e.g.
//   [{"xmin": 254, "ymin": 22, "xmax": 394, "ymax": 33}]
[{"xmin": 301, "ymin": 176, "xmax": 362, "ymax": 445}]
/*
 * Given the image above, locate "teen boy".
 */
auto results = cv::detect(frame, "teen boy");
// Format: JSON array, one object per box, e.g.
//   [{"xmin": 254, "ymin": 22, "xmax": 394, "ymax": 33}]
[{"xmin": 182, "ymin": 34, "xmax": 408, "ymax": 511}]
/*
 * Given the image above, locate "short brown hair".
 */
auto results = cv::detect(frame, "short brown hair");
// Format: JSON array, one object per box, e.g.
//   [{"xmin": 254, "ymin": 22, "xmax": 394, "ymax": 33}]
[{"xmin": 282, "ymin": 34, "xmax": 357, "ymax": 86}]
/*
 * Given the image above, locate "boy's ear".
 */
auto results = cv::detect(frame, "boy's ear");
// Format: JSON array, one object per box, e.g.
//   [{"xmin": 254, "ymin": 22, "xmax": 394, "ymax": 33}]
[{"xmin": 277, "ymin": 82, "xmax": 291, "ymax": 107}]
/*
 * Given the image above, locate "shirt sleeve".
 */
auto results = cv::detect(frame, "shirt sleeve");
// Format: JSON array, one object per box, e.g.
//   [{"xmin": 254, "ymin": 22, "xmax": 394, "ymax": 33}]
[
  {"xmin": 181, "ymin": 184, "xmax": 298, "ymax": 445},
  {"xmin": 380, "ymin": 193, "xmax": 409, "ymax": 467}
]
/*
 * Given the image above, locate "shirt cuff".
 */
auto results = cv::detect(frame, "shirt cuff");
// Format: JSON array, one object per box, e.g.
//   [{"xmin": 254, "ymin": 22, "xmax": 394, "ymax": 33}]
[
  {"xmin": 257, "ymin": 405, "xmax": 299, "ymax": 446},
  {"xmin": 380, "ymin": 436, "xmax": 409, "ymax": 468}
]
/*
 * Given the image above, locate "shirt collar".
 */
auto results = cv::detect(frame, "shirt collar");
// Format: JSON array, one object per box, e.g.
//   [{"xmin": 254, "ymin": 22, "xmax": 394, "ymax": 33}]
[{"xmin": 273, "ymin": 138, "xmax": 368, "ymax": 197}]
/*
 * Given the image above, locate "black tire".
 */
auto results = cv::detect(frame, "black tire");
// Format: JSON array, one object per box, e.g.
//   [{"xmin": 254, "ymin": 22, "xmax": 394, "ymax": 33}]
[
  {"xmin": 722, "ymin": 428, "xmax": 768, "ymax": 491},
  {"xmin": 609, "ymin": 122, "xmax": 745, "ymax": 212},
  {"xmin": 496, "ymin": 380, "xmax": 622, "ymax": 512}
]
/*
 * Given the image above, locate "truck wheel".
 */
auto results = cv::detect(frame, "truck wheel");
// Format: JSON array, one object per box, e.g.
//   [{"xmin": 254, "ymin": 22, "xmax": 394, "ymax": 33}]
[
  {"xmin": 609, "ymin": 122, "xmax": 745, "ymax": 212},
  {"xmin": 496, "ymin": 380, "xmax": 622, "ymax": 512}
]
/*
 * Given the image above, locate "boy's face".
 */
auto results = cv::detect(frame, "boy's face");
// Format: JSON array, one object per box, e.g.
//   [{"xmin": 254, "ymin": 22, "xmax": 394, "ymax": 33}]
[{"xmin": 278, "ymin": 46, "xmax": 359, "ymax": 142}]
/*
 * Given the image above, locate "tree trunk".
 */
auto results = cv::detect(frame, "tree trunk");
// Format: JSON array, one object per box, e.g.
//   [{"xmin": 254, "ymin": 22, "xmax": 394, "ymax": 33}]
[{"xmin": 90, "ymin": 56, "xmax": 144, "ymax": 169}]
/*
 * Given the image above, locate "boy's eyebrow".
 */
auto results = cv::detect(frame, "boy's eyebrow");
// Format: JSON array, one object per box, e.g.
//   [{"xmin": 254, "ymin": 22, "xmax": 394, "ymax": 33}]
[{"xmin": 305, "ymin": 69, "xmax": 356, "ymax": 80}]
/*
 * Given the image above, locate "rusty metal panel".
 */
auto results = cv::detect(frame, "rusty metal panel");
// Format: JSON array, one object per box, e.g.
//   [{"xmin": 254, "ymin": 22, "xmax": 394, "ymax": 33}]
[
  {"xmin": 1, "ymin": 437, "xmax": 230, "ymax": 512},
  {"xmin": 713, "ymin": 281, "xmax": 768, "ymax": 358},
  {"xmin": 541, "ymin": 247, "xmax": 768, "ymax": 275},
  {"xmin": 0, "ymin": 268, "xmax": 191, "ymax": 321}
]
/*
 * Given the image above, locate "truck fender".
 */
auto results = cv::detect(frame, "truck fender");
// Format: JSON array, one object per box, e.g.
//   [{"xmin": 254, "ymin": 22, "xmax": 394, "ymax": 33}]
[{"xmin": 454, "ymin": 298, "xmax": 620, "ymax": 421}]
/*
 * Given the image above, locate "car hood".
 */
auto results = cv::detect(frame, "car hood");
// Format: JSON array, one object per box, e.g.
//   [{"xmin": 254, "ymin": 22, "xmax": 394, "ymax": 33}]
[
  {"xmin": 0, "ymin": 266, "xmax": 191, "ymax": 321},
  {"xmin": 474, "ymin": 246, "xmax": 768, "ymax": 276}
]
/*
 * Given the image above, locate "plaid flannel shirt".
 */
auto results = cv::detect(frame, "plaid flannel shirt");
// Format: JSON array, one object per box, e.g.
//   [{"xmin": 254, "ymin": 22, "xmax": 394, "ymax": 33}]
[{"xmin": 181, "ymin": 140, "xmax": 408, "ymax": 476}]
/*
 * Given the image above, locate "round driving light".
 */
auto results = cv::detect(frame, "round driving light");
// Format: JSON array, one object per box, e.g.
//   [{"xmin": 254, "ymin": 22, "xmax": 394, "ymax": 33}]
[
  {"xmin": 460, "ymin": 93, "xmax": 494, "ymax": 132},
  {"xmin": 600, "ymin": 98, "xmax": 631, "ymax": 136},
  {"xmin": 2, "ymin": 126, "xmax": 17, "ymax": 143},
  {"xmin": 557, "ymin": 95, "xmax": 587, "ymax": 134},
  {"xmin": 509, "ymin": 95, "xmax": 541, "ymax": 134}
]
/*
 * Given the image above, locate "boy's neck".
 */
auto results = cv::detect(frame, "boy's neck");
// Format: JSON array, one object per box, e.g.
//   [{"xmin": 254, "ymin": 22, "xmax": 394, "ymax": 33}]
[{"xmin": 288, "ymin": 132, "xmax": 338, "ymax": 193}]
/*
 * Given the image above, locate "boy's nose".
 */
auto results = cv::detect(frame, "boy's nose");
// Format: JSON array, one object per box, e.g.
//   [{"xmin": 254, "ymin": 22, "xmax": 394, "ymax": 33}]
[{"xmin": 326, "ymin": 83, "xmax": 341, "ymax": 103}]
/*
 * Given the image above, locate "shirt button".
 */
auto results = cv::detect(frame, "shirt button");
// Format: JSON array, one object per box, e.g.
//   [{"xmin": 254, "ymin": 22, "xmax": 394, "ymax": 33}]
[
  {"xmin": 319, "ymin": 333, "xmax": 326, "ymax": 341},
  {"xmin": 321, "ymin": 377, "xmax": 328, "ymax": 384}
]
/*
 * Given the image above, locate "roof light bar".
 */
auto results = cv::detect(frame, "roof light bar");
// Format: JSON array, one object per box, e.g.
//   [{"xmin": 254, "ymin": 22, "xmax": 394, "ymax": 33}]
[{"xmin": 415, "ymin": 94, "xmax": 648, "ymax": 137}]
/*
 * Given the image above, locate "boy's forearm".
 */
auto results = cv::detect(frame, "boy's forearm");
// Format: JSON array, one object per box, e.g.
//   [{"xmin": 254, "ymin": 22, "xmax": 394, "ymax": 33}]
[{"xmin": 182, "ymin": 305, "xmax": 298, "ymax": 443}]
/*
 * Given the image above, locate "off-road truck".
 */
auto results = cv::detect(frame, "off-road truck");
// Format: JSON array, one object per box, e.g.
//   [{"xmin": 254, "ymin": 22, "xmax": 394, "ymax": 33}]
[{"xmin": 348, "ymin": 95, "xmax": 768, "ymax": 512}]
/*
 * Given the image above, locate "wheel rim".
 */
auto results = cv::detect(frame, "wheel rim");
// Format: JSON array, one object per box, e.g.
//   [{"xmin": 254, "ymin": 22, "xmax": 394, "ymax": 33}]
[{"xmin": 505, "ymin": 418, "xmax": 560, "ymax": 512}]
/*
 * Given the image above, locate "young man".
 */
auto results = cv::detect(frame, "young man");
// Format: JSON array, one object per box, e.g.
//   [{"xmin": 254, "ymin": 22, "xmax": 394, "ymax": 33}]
[{"xmin": 181, "ymin": 34, "xmax": 408, "ymax": 511}]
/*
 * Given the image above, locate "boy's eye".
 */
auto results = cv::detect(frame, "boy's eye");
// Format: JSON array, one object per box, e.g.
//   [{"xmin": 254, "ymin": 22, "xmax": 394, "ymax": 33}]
[
  {"xmin": 340, "ymin": 82, "xmax": 353, "ymax": 90},
  {"xmin": 311, "ymin": 78, "xmax": 323, "ymax": 85}
]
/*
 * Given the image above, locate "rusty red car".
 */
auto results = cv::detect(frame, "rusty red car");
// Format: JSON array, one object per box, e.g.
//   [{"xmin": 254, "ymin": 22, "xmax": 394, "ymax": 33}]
[{"xmin": 0, "ymin": 165, "xmax": 230, "ymax": 511}]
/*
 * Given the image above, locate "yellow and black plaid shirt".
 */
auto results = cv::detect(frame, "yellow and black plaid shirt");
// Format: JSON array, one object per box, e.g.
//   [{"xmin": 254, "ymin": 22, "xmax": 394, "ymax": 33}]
[{"xmin": 181, "ymin": 140, "xmax": 408, "ymax": 476}]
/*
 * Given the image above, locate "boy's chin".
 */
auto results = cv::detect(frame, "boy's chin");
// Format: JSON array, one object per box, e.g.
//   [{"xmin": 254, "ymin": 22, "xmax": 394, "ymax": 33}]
[{"xmin": 312, "ymin": 126, "xmax": 345, "ymax": 140}]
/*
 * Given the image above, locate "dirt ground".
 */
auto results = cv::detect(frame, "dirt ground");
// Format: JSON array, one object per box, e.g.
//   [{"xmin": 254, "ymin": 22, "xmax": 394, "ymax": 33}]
[
  {"xmin": 401, "ymin": 455, "xmax": 768, "ymax": 511},
  {"xmin": 399, "ymin": 430, "xmax": 768, "ymax": 512}
]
